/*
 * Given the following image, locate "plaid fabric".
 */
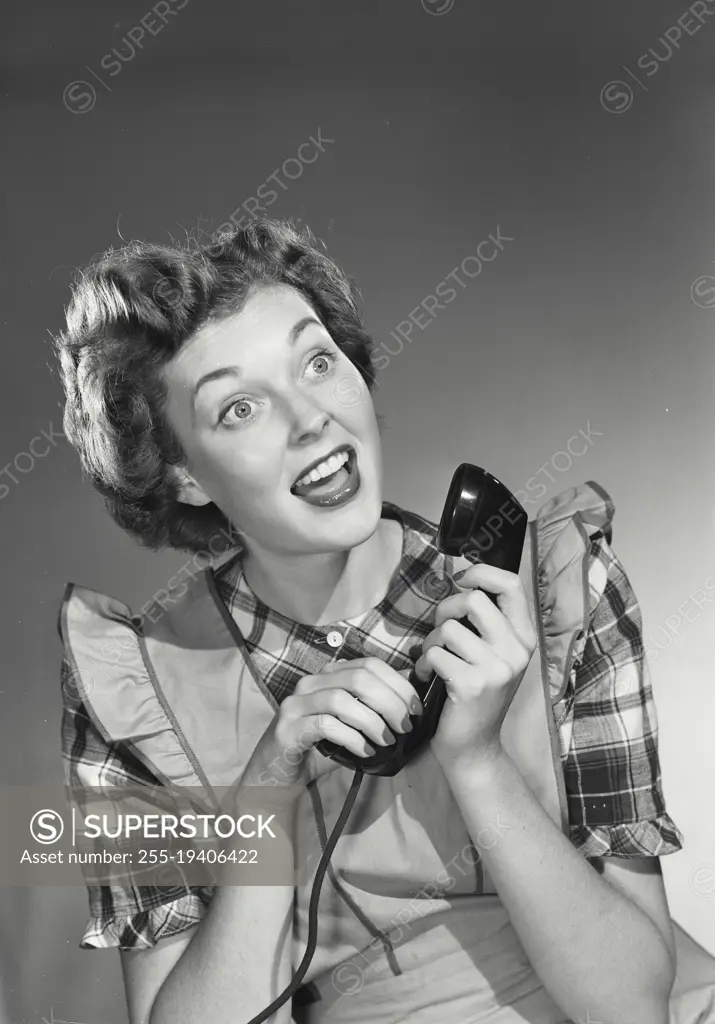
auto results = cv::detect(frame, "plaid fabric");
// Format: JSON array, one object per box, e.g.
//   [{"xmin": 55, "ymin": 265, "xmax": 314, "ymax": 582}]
[
  {"xmin": 60, "ymin": 499, "xmax": 683, "ymax": 950},
  {"xmin": 555, "ymin": 532, "xmax": 684, "ymax": 857}
]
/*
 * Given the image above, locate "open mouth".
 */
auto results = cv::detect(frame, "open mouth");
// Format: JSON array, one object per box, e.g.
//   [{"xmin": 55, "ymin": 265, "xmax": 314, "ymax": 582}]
[{"xmin": 290, "ymin": 446, "xmax": 360, "ymax": 506}]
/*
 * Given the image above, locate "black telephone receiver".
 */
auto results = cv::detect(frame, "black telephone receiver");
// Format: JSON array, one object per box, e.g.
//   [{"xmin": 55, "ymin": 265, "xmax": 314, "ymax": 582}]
[{"xmin": 315, "ymin": 465, "xmax": 528, "ymax": 777}]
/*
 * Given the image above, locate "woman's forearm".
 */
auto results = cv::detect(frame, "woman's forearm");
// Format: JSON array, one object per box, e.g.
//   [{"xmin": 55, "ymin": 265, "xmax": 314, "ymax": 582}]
[
  {"xmin": 149, "ymin": 882, "xmax": 295, "ymax": 1024},
  {"xmin": 443, "ymin": 748, "xmax": 673, "ymax": 1024}
]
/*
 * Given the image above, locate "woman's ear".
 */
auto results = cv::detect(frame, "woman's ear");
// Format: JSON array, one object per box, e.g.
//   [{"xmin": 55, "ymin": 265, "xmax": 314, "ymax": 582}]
[{"xmin": 170, "ymin": 465, "xmax": 213, "ymax": 508}]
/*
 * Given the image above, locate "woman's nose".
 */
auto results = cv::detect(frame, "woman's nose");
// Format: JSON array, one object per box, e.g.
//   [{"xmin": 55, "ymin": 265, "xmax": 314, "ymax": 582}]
[{"xmin": 288, "ymin": 401, "xmax": 330, "ymax": 442}]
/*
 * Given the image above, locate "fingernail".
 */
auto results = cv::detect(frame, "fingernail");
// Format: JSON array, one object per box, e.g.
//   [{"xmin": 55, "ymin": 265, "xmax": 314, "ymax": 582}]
[
  {"xmin": 409, "ymin": 697, "xmax": 423, "ymax": 715},
  {"xmin": 365, "ymin": 743, "xmax": 377, "ymax": 756},
  {"xmin": 382, "ymin": 725, "xmax": 396, "ymax": 745},
  {"xmin": 401, "ymin": 715, "xmax": 413, "ymax": 733},
  {"xmin": 453, "ymin": 569, "xmax": 467, "ymax": 581}
]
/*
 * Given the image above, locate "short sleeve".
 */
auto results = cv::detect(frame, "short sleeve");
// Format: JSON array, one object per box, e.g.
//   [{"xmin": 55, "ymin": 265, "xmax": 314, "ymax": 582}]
[
  {"xmin": 60, "ymin": 656, "xmax": 216, "ymax": 949},
  {"xmin": 553, "ymin": 535, "xmax": 684, "ymax": 859}
]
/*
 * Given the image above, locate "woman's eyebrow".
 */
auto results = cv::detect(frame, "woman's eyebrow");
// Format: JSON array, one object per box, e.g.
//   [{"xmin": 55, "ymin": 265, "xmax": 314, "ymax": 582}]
[
  {"xmin": 288, "ymin": 315, "xmax": 323, "ymax": 346},
  {"xmin": 191, "ymin": 316, "xmax": 323, "ymax": 411}
]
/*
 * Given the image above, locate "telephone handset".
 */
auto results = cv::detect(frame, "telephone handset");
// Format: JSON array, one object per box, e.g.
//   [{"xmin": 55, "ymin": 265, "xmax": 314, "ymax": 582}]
[{"xmin": 315, "ymin": 464, "xmax": 528, "ymax": 777}]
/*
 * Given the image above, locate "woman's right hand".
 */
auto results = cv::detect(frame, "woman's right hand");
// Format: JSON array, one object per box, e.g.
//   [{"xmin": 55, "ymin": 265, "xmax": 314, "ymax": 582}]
[{"xmin": 243, "ymin": 657, "xmax": 424, "ymax": 788}]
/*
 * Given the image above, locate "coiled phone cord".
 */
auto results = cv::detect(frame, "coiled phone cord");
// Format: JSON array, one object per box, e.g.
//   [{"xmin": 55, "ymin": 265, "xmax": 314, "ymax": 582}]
[{"xmin": 244, "ymin": 768, "xmax": 366, "ymax": 1024}]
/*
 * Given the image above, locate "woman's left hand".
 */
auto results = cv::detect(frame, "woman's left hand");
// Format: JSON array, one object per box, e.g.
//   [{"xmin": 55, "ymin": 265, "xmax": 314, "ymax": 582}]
[{"xmin": 413, "ymin": 563, "xmax": 537, "ymax": 775}]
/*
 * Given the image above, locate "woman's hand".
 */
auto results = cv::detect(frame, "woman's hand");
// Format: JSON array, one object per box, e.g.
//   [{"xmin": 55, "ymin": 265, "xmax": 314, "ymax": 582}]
[
  {"xmin": 241, "ymin": 657, "xmax": 423, "ymax": 789},
  {"xmin": 414, "ymin": 563, "xmax": 537, "ymax": 776}
]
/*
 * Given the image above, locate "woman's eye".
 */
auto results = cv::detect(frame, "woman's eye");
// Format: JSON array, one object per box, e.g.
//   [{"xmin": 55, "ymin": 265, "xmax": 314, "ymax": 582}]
[
  {"xmin": 220, "ymin": 399, "xmax": 254, "ymax": 426},
  {"xmin": 308, "ymin": 350, "xmax": 336, "ymax": 377}
]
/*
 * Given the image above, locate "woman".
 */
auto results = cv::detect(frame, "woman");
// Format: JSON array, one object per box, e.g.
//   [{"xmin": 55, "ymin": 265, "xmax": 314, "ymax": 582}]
[{"xmin": 55, "ymin": 217, "xmax": 683, "ymax": 1024}]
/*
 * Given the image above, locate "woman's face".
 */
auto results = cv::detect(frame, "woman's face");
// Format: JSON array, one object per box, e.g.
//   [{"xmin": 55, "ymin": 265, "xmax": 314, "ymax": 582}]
[{"xmin": 162, "ymin": 283, "xmax": 384, "ymax": 557}]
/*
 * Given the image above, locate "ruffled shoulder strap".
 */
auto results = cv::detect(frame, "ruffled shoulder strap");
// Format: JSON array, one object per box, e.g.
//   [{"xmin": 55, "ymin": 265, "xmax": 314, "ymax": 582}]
[
  {"xmin": 530, "ymin": 480, "xmax": 615, "ymax": 704},
  {"xmin": 58, "ymin": 576, "xmax": 214, "ymax": 795}
]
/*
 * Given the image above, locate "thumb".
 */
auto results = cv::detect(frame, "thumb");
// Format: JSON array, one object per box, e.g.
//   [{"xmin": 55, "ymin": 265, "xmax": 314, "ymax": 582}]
[{"xmin": 411, "ymin": 654, "xmax": 434, "ymax": 685}]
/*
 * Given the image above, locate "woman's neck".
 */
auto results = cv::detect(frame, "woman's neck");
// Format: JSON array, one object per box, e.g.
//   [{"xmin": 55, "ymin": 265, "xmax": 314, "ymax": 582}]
[{"xmin": 239, "ymin": 516, "xmax": 403, "ymax": 626}]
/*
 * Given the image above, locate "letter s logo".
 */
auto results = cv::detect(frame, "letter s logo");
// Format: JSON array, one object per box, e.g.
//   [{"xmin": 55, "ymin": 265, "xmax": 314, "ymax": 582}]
[{"xmin": 30, "ymin": 809, "xmax": 65, "ymax": 844}]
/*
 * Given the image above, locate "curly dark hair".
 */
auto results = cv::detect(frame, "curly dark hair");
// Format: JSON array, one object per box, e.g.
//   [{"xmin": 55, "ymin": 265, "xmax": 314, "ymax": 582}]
[{"xmin": 53, "ymin": 217, "xmax": 379, "ymax": 556}]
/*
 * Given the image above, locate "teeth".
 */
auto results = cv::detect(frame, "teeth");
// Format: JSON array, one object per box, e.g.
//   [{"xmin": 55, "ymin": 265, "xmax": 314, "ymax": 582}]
[{"xmin": 296, "ymin": 450, "xmax": 350, "ymax": 487}]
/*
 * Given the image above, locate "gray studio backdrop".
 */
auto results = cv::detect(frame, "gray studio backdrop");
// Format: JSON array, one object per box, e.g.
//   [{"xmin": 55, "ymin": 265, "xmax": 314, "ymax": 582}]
[{"xmin": 2, "ymin": 1, "xmax": 714, "ymax": 1021}]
